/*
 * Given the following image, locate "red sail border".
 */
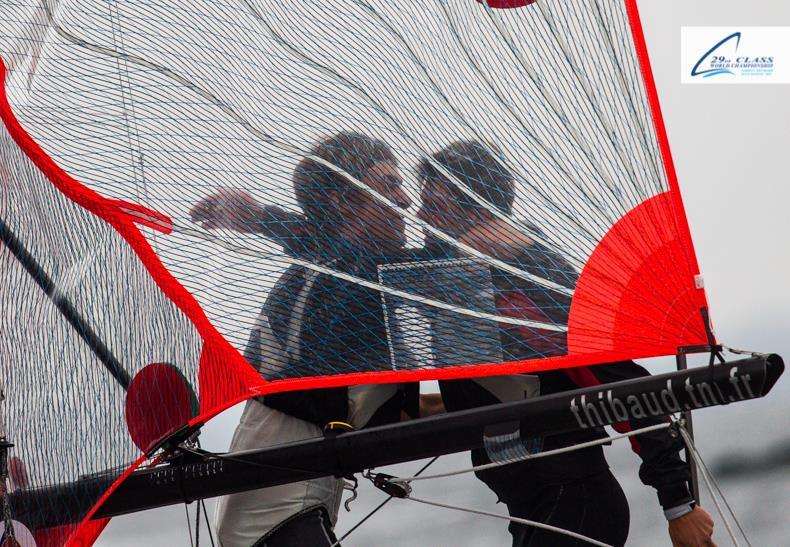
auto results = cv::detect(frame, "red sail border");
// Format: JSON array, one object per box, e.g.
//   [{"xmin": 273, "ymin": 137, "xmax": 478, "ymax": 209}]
[{"xmin": 0, "ymin": 1, "xmax": 710, "ymax": 544}]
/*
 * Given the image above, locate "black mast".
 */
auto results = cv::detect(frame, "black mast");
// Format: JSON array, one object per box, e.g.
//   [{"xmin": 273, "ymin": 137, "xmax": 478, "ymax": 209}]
[{"xmin": 0, "ymin": 217, "xmax": 131, "ymax": 390}]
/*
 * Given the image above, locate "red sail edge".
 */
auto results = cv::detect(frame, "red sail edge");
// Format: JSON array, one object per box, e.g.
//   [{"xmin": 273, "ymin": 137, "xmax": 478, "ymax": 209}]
[
  {"xmin": 0, "ymin": 0, "xmax": 713, "ymax": 541},
  {"xmin": 568, "ymin": 192, "xmax": 709, "ymax": 355}
]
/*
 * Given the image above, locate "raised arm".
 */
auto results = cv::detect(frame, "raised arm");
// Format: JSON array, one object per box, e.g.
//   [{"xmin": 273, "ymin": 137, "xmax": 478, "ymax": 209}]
[{"xmin": 189, "ymin": 188, "xmax": 266, "ymax": 233}]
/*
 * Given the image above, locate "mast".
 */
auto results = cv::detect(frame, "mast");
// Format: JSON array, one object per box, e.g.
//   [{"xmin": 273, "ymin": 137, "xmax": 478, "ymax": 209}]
[{"xmin": 0, "ymin": 217, "xmax": 131, "ymax": 390}]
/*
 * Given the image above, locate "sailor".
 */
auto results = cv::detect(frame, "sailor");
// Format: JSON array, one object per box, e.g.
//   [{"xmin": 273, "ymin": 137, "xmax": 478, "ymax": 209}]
[
  {"xmin": 415, "ymin": 140, "xmax": 716, "ymax": 547},
  {"xmin": 191, "ymin": 132, "xmax": 440, "ymax": 546}
]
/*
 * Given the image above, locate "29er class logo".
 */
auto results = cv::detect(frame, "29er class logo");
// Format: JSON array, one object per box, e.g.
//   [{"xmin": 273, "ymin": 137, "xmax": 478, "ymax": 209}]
[{"xmin": 691, "ymin": 31, "xmax": 775, "ymax": 79}]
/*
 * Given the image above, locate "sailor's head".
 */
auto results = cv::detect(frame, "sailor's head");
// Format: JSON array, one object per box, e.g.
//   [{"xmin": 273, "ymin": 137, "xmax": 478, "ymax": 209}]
[
  {"xmin": 294, "ymin": 132, "xmax": 411, "ymax": 256},
  {"xmin": 417, "ymin": 140, "xmax": 514, "ymax": 240}
]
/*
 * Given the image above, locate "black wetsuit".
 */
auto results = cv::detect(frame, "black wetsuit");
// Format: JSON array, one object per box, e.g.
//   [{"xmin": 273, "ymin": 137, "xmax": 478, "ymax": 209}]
[
  {"xmin": 425, "ymin": 241, "xmax": 692, "ymax": 547},
  {"xmin": 239, "ymin": 252, "xmax": 418, "ymax": 546},
  {"xmin": 250, "ymin": 252, "xmax": 419, "ymax": 428}
]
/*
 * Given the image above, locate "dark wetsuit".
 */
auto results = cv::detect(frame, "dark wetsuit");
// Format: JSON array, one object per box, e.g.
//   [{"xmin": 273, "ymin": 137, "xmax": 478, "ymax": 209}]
[
  {"xmin": 219, "ymin": 252, "xmax": 418, "ymax": 547},
  {"xmin": 425, "ymin": 241, "xmax": 692, "ymax": 547},
  {"xmin": 257, "ymin": 254, "xmax": 419, "ymax": 428}
]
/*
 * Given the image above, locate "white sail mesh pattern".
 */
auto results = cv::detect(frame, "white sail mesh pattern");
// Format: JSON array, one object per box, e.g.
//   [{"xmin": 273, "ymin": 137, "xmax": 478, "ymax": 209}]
[
  {"xmin": 0, "ymin": 0, "xmax": 695, "ymax": 537},
  {"xmin": 0, "ymin": 0, "xmax": 676, "ymax": 372},
  {"xmin": 0, "ymin": 117, "xmax": 201, "ymax": 532}
]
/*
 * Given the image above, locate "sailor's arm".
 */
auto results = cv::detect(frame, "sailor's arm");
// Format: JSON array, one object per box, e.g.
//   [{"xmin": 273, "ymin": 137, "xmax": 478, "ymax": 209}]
[
  {"xmin": 565, "ymin": 362, "xmax": 716, "ymax": 544},
  {"xmin": 189, "ymin": 188, "xmax": 267, "ymax": 232}
]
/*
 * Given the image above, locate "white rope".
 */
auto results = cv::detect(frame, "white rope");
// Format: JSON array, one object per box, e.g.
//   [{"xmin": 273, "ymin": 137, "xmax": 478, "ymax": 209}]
[
  {"xmin": 403, "ymin": 495, "xmax": 612, "ymax": 547},
  {"xmin": 391, "ymin": 422, "xmax": 671, "ymax": 484},
  {"xmin": 678, "ymin": 425, "xmax": 751, "ymax": 547}
]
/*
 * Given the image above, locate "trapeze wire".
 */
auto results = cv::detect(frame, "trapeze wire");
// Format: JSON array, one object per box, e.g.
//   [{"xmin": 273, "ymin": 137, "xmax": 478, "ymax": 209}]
[{"xmin": 678, "ymin": 425, "xmax": 750, "ymax": 547}]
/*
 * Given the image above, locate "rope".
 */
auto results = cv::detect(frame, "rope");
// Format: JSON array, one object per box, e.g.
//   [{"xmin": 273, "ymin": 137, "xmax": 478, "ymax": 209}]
[
  {"xmin": 404, "ymin": 495, "xmax": 611, "ymax": 547},
  {"xmin": 678, "ymin": 425, "xmax": 751, "ymax": 547},
  {"xmin": 330, "ymin": 456, "xmax": 440, "ymax": 547},
  {"xmin": 184, "ymin": 503, "xmax": 195, "ymax": 547},
  {"xmin": 391, "ymin": 422, "xmax": 671, "ymax": 484},
  {"xmin": 201, "ymin": 499, "xmax": 217, "ymax": 547}
]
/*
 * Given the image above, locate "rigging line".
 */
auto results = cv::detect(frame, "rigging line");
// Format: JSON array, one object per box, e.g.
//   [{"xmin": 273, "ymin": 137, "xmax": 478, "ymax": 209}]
[
  {"xmin": 391, "ymin": 422, "xmax": 670, "ymax": 484},
  {"xmin": 201, "ymin": 498, "xmax": 216, "ymax": 547},
  {"xmin": 330, "ymin": 456, "xmax": 440, "ymax": 547},
  {"xmin": 184, "ymin": 502, "xmax": 195, "ymax": 547},
  {"xmin": 191, "ymin": 440, "xmax": 216, "ymax": 547},
  {"xmin": 694, "ymin": 443, "xmax": 749, "ymax": 546},
  {"xmin": 678, "ymin": 426, "xmax": 750, "ymax": 547},
  {"xmin": 440, "ymin": 4, "xmax": 615, "ymax": 236},
  {"xmin": 344, "ymin": 0, "xmax": 583, "ymax": 265},
  {"xmin": 175, "ymin": 223, "xmax": 568, "ymax": 331},
  {"xmin": 0, "ymin": 216, "xmax": 132, "ymax": 390},
  {"xmin": 239, "ymin": 2, "xmax": 576, "ymax": 292},
  {"xmin": 678, "ymin": 426, "xmax": 742, "ymax": 547},
  {"xmin": 405, "ymin": 496, "xmax": 611, "ymax": 547},
  {"xmin": 35, "ymin": 3, "xmax": 571, "ymax": 297}
]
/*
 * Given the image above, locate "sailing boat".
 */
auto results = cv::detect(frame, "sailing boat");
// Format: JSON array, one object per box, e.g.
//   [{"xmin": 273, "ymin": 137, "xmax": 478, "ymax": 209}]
[{"xmin": 0, "ymin": 1, "xmax": 784, "ymax": 545}]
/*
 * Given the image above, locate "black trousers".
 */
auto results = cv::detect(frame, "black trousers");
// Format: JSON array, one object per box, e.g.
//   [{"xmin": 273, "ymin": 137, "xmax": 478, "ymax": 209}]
[
  {"xmin": 254, "ymin": 506, "xmax": 338, "ymax": 547},
  {"xmin": 496, "ymin": 468, "xmax": 630, "ymax": 547}
]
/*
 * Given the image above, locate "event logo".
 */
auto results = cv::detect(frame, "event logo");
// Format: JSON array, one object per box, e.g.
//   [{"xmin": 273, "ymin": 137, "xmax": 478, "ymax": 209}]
[{"xmin": 690, "ymin": 31, "xmax": 775, "ymax": 79}]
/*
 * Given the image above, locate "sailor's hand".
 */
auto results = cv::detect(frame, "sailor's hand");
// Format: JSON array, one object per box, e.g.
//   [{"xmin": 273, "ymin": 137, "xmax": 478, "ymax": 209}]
[
  {"xmin": 668, "ymin": 506, "xmax": 716, "ymax": 547},
  {"xmin": 418, "ymin": 393, "xmax": 445, "ymax": 418},
  {"xmin": 189, "ymin": 188, "xmax": 264, "ymax": 233}
]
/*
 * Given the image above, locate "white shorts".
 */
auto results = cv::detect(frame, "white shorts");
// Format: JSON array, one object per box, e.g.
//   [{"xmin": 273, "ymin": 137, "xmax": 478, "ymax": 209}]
[{"xmin": 214, "ymin": 399, "xmax": 344, "ymax": 547}]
